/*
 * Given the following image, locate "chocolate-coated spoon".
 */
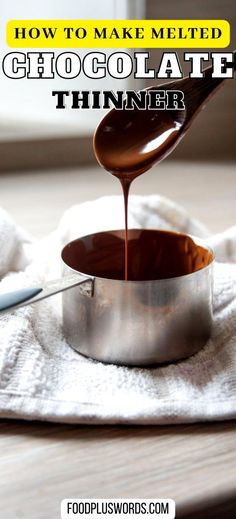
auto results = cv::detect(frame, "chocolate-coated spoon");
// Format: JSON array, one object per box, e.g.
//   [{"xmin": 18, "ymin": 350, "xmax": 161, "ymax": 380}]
[
  {"xmin": 94, "ymin": 52, "xmax": 236, "ymax": 178},
  {"xmin": 94, "ymin": 52, "xmax": 235, "ymax": 281}
]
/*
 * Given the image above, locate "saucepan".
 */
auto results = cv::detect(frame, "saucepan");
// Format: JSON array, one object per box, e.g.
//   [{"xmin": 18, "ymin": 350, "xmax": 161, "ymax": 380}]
[{"xmin": 0, "ymin": 229, "xmax": 214, "ymax": 366}]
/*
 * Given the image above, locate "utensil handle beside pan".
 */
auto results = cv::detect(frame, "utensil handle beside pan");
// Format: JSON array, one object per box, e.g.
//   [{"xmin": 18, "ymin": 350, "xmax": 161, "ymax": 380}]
[{"xmin": 0, "ymin": 273, "xmax": 94, "ymax": 315}]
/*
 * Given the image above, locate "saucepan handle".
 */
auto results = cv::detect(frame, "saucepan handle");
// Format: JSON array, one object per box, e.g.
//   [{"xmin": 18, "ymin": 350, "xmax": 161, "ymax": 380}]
[{"xmin": 0, "ymin": 273, "xmax": 94, "ymax": 315}]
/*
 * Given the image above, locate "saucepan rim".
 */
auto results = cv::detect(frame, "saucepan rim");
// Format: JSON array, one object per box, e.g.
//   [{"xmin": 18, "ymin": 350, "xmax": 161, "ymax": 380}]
[{"xmin": 61, "ymin": 228, "xmax": 215, "ymax": 285}]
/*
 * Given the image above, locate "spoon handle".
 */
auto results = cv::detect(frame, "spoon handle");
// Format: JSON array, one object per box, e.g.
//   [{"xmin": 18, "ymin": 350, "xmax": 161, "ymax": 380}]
[
  {"xmin": 0, "ymin": 273, "xmax": 94, "ymax": 316},
  {"xmin": 172, "ymin": 50, "xmax": 236, "ymax": 124}
]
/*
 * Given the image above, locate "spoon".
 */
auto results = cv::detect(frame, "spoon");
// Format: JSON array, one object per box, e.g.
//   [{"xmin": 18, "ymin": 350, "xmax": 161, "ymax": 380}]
[
  {"xmin": 94, "ymin": 51, "xmax": 236, "ymax": 179},
  {"xmin": 94, "ymin": 52, "xmax": 235, "ymax": 281}
]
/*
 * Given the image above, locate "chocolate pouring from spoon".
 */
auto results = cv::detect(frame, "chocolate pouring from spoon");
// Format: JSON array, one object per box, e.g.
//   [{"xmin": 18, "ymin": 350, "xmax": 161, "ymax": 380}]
[
  {"xmin": 0, "ymin": 55, "xmax": 235, "ymax": 313},
  {"xmin": 93, "ymin": 52, "xmax": 236, "ymax": 280},
  {"xmin": 94, "ymin": 52, "xmax": 236, "ymax": 176}
]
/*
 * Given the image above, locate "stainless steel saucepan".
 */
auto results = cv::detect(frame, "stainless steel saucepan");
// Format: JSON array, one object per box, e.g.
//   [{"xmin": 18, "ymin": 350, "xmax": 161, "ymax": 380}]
[{"xmin": 0, "ymin": 229, "xmax": 214, "ymax": 366}]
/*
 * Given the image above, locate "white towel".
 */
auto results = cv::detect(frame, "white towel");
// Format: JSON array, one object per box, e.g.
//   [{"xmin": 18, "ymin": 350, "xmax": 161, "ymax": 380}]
[{"xmin": 1, "ymin": 194, "xmax": 236, "ymax": 424}]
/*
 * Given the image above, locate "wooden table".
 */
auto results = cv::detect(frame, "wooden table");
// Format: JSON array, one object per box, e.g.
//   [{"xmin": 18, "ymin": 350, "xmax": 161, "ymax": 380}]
[{"xmin": 1, "ymin": 161, "xmax": 236, "ymax": 519}]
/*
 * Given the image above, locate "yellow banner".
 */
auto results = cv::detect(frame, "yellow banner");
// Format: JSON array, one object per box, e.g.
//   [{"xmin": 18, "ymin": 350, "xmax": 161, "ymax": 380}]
[{"xmin": 7, "ymin": 20, "xmax": 230, "ymax": 48}]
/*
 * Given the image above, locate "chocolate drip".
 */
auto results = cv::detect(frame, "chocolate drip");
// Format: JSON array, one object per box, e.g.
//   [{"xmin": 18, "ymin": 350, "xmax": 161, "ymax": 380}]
[{"xmin": 94, "ymin": 104, "xmax": 183, "ymax": 279}]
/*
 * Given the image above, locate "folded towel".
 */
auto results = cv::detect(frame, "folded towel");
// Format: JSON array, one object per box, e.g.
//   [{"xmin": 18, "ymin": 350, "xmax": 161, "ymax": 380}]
[{"xmin": 1, "ymin": 194, "xmax": 236, "ymax": 424}]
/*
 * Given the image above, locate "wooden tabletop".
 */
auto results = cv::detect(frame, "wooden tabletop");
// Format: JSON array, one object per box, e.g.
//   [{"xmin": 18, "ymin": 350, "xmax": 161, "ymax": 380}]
[{"xmin": 1, "ymin": 161, "xmax": 236, "ymax": 519}]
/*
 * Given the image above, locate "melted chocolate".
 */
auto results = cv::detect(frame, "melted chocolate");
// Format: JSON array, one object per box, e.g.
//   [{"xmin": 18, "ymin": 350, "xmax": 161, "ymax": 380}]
[
  {"xmin": 93, "ymin": 95, "xmax": 185, "ymax": 280},
  {"xmin": 62, "ymin": 229, "xmax": 213, "ymax": 281},
  {"xmin": 93, "ymin": 97, "xmax": 184, "ymax": 178}
]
